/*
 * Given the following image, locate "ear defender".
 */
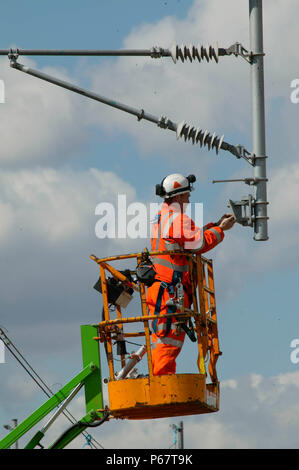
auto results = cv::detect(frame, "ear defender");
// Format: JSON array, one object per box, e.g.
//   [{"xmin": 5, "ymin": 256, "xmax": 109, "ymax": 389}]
[
  {"xmin": 155, "ymin": 177, "xmax": 166, "ymax": 197},
  {"xmin": 187, "ymin": 174, "xmax": 196, "ymax": 184}
]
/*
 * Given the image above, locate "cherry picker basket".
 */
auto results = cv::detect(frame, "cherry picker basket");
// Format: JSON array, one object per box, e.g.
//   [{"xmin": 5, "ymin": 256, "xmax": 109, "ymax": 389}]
[{"xmin": 91, "ymin": 249, "xmax": 221, "ymax": 420}]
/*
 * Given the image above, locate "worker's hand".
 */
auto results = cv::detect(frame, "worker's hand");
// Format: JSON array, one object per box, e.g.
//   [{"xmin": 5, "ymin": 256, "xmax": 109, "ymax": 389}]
[
  {"xmin": 219, "ymin": 214, "xmax": 235, "ymax": 231},
  {"xmin": 214, "ymin": 213, "xmax": 232, "ymax": 226}
]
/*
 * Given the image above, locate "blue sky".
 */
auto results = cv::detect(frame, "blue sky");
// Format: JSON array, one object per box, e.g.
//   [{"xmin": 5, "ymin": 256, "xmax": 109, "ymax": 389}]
[{"xmin": 1, "ymin": 0, "xmax": 299, "ymax": 449}]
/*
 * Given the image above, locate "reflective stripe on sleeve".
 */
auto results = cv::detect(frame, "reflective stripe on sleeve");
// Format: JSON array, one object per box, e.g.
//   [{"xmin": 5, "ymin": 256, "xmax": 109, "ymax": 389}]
[
  {"xmin": 154, "ymin": 212, "xmax": 173, "ymax": 250},
  {"xmin": 185, "ymin": 234, "xmax": 205, "ymax": 252},
  {"xmin": 164, "ymin": 240, "xmax": 181, "ymax": 251},
  {"xmin": 162, "ymin": 212, "xmax": 178, "ymax": 238},
  {"xmin": 208, "ymin": 227, "xmax": 222, "ymax": 243}
]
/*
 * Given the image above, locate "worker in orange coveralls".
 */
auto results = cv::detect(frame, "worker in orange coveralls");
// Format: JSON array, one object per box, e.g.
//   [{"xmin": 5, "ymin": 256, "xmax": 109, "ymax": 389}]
[{"xmin": 146, "ymin": 173, "xmax": 235, "ymax": 375}]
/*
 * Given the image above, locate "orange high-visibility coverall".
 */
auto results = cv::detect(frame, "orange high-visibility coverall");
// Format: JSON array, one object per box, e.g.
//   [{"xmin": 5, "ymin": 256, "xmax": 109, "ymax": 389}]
[{"xmin": 146, "ymin": 202, "xmax": 224, "ymax": 375}]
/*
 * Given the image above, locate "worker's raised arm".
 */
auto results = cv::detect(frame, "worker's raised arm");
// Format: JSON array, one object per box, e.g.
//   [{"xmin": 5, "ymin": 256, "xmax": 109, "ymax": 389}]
[{"xmin": 170, "ymin": 212, "xmax": 234, "ymax": 254}]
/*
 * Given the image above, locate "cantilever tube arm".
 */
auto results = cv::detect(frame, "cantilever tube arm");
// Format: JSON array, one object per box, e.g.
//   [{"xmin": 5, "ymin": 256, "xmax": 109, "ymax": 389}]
[{"xmin": 9, "ymin": 59, "xmax": 250, "ymax": 161}]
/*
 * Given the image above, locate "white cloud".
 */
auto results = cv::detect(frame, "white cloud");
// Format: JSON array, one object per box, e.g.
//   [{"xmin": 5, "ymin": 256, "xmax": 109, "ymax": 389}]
[
  {"xmin": 0, "ymin": 57, "xmax": 88, "ymax": 165},
  {"xmin": 0, "ymin": 167, "xmax": 136, "ymax": 244},
  {"xmin": 250, "ymin": 373, "xmax": 263, "ymax": 389},
  {"xmin": 5, "ymin": 373, "xmax": 37, "ymax": 401},
  {"xmin": 222, "ymin": 378, "xmax": 238, "ymax": 389},
  {"xmin": 268, "ymin": 162, "xmax": 299, "ymax": 228},
  {"xmin": 275, "ymin": 371, "xmax": 299, "ymax": 388},
  {"xmin": 0, "ymin": 200, "xmax": 14, "ymax": 241}
]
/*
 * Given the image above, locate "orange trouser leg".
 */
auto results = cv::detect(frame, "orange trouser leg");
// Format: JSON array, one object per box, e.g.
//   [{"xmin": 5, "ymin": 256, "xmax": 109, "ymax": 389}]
[
  {"xmin": 151, "ymin": 341, "xmax": 181, "ymax": 375},
  {"xmin": 146, "ymin": 282, "xmax": 188, "ymax": 376}
]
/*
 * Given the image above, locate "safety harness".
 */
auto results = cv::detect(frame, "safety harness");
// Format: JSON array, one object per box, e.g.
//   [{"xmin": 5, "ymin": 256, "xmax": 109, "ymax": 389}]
[
  {"xmin": 151, "ymin": 208, "xmax": 197, "ymax": 342},
  {"xmin": 153, "ymin": 281, "xmax": 178, "ymax": 338}
]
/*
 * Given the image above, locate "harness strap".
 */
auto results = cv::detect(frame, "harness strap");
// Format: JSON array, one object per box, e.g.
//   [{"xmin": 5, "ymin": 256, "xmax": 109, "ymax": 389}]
[
  {"xmin": 152, "ymin": 278, "xmax": 196, "ymax": 343},
  {"xmin": 153, "ymin": 281, "xmax": 174, "ymax": 337}
]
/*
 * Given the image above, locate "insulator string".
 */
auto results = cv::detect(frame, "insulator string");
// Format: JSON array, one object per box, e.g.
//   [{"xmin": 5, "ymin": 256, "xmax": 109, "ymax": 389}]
[{"xmin": 170, "ymin": 43, "xmax": 219, "ymax": 64}]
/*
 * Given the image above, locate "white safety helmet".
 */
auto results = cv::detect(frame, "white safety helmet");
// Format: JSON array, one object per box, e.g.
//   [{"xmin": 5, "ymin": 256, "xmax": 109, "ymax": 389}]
[{"xmin": 155, "ymin": 173, "xmax": 196, "ymax": 199}]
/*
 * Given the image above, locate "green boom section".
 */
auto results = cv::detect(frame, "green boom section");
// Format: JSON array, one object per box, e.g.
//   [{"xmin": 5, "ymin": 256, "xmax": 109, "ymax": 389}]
[
  {"xmin": 81, "ymin": 325, "xmax": 104, "ymax": 416},
  {"xmin": 0, "ymin": 324, "xmax": 104, "ymax": 450},
  {"xmin": 48, "ymin": 412, "xmax": 95, "ymax": 449},
  {"xmin": 0, "ymin": 363, "xmax": 95, "ymax": 449}
]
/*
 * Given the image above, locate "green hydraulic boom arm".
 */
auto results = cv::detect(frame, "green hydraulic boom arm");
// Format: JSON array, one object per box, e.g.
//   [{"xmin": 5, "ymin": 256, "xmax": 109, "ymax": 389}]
[{"xmin": 0, "ymin": 325, "xmax": 106, "ymax": 450}]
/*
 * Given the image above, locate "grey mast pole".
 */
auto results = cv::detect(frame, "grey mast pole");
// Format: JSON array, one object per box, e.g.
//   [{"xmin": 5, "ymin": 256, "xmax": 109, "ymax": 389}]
[
  {"xmin": 177, "ymin": 421, "xmax": 184, "ymax": 449},
  {"xmin": 249, "ymin": 0, "xmax": 268, "ymax": 241}
]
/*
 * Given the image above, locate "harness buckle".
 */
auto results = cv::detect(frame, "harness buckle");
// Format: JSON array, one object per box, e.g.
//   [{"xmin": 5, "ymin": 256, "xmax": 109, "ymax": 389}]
[{"xmin": 174, "ymin": 322, "xmax": 182, "ymax": 336}]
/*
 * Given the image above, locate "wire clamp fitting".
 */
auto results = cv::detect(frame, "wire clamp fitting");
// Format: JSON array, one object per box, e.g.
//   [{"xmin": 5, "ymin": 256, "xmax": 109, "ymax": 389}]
[
  {"xmin": 137, "ymin": 108, "xmax": 145, "ymax": 121},
  {"xmin": 157, "ymin": 115, "xmax": 171, "ymax": 129},
  {"xmin": 223, "ymin": 42, "xmax": 265, "ymax": 64},
  {"xmin": 232, "ymin": 145, "xmax": 256, "ymax": 166},
  {"xmin": 8, "ymin": 48, "xmax": 20, "ymax": 64},
  {"xmin": 150, "ymin": 46, "xmax": 164, "ymax": 58}
]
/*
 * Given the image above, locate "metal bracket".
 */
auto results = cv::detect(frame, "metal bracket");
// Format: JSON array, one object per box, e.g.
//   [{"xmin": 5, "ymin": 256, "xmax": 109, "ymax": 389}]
[
  {"xmin": 150, "ymin": 46, "xmax": 165, "ymax": 58},
  {"xmin": 223, "ymin": 42, "xmax": 265, "ymax": 64},
  {"xmin": 213, "ymin": 177, "xmax": 268, "ymax": 185},
  {"xmin": 137, "ymin": 108, "xmax": 145, "ymax": 121},
  {"xmin": 233, "ymin": 145, "xmax": 256, "ymax": 165},
  {"xmin": 8, "ymin": 48, "xmax": 19, "ymax": 63},
  {"xmin": 224, "ymin": 42, "xmax": 251, "ymax": 63},
  {"xmin": 228, "ymin": 195, "xmax": 255, "ymax": 227},
  {"xmin": 157, "ymin": 115, "xmax": 172, "ymax": 129}
]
